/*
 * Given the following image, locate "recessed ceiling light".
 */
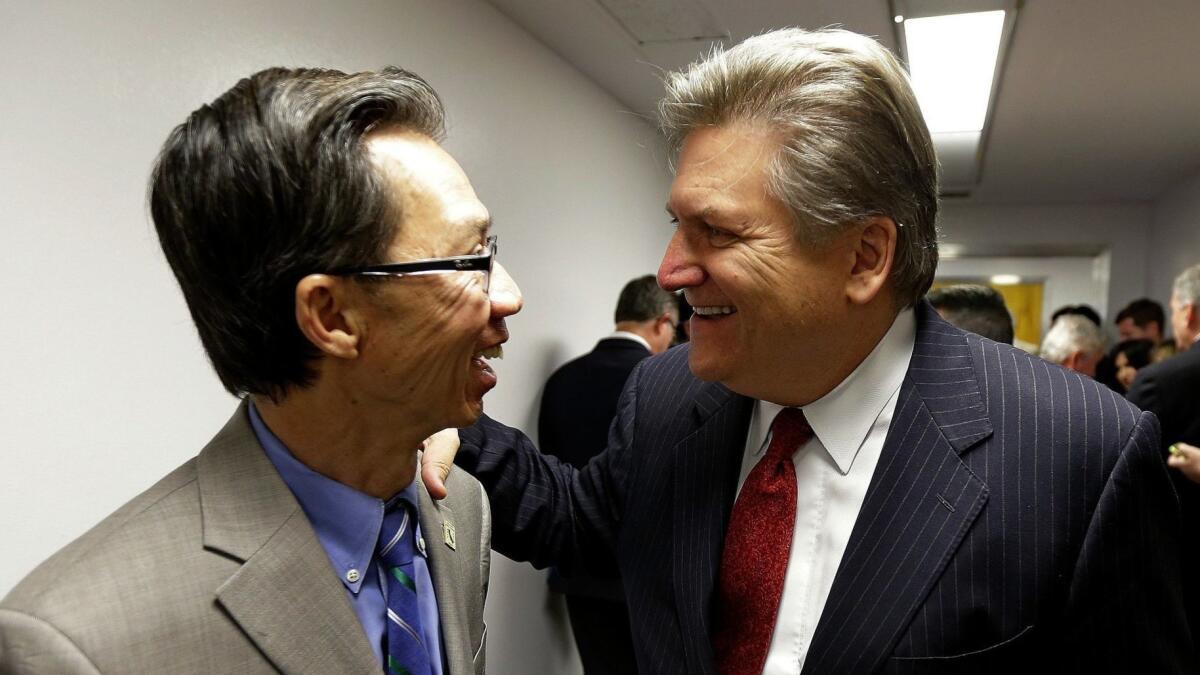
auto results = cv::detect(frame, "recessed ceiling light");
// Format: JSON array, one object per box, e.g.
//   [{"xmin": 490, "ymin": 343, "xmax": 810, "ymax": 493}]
[
  {"xmin": 904, "ymin": 10, "xmax": 1006, "ymax": 133},
  {"xmin": 894, "ymin": 14, "xmax": 904, "ymax": 23}
]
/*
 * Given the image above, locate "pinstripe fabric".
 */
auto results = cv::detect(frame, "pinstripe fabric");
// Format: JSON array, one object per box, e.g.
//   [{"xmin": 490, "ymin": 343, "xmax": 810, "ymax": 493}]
[{"xmin": 459, "ymin": 302, "xmax": 1193, "ymax": 673}]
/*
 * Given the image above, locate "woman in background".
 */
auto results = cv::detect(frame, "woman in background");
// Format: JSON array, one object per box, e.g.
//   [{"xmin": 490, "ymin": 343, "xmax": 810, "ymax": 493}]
[{"xmin": 1113, "ymin": 338, "xmax": 1155, "ymax": 393}]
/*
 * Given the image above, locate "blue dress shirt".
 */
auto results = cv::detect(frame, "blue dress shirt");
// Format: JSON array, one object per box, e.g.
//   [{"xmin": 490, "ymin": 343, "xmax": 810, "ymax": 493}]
[{"xmin": 248, "ymin": 402, "xmax": 444, "ymax": 672}]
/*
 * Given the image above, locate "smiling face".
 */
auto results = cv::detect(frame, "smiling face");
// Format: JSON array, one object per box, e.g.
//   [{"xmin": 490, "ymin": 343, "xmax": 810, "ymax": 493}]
[
  {"xmin": 657, "ymin": 124, "xmax": 859, "ymax": 403},
  {"xmin": 350, "ymin": 130, "xmax": 522, "ymax": 429},
  {"xmin": 1114, "ymin": 351, "xmax": 1137, "ymax": 391}
]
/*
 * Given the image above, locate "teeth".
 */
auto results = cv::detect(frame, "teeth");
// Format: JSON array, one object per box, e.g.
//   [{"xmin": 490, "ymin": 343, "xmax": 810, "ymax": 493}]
[
  {"xmin": 692, "ymin": 305, "xmax": 737, "ymax": 316},
  {"xmin": 478, "ymin": 345, "xmax": 504, "ymax": 360}
]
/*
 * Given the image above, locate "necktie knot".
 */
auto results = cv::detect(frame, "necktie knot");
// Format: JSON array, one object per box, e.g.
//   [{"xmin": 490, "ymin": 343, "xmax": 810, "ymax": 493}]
[
  {"xmin": 765, "ymin": 407, "xmax": 813, "ymax": 464},
  {"xmin": 378, "ymin": 502, "xmax": 416, "ymax": 567}
]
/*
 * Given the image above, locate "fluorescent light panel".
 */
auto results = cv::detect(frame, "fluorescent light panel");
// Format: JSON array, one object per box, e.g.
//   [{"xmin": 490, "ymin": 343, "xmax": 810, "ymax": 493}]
[{"xmin": 904, "ymin": 10, "xmax": 1005, "ymax": 133}]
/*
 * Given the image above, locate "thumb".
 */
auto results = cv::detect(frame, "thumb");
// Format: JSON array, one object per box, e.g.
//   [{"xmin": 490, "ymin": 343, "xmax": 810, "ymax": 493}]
[{"xmin": 421, "ymin": 428, "xmax": 461, "ymax": 500}]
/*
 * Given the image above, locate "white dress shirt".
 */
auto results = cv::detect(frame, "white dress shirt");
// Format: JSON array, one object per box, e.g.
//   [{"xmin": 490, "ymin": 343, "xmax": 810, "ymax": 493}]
[
  {"xmin": 607, "ymin": 330, "xmax": 652, "ymax": 352},
  {"xmin": 736, "ymin": 309, "xmax": 916, "ymax": 674}
]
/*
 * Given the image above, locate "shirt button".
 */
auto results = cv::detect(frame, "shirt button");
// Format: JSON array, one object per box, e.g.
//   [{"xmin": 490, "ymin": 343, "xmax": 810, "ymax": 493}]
[
  {"xmin": 417, "ymin": 537, "xmax": 427, "ymax": 556},
  {"xmin": 346, "ymin": 568, "xmax": 361, "ymax": 583}
]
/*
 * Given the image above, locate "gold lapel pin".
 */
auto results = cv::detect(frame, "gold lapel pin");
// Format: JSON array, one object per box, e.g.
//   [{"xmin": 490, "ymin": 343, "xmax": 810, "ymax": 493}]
[{"xmin": 443, "ymin": 520, "xmax": 457, "ymax": 550}]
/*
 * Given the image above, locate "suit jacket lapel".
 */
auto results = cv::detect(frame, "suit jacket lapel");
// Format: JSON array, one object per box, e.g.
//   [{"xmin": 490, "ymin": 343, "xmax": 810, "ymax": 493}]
[
  {"xmin": 803, "ymin": 304, "xmax": 993, "ymax": 674},
  {"xmin": 416, "ymin": 471, "xmax": 474, "ymax": 675},
  {"xmin": 671, "ymin": 381, "xmax": 754, "ymax": 675},
  {"xmin": 200, "ymin": 403, "xmax": 378, "ymax": 675}
]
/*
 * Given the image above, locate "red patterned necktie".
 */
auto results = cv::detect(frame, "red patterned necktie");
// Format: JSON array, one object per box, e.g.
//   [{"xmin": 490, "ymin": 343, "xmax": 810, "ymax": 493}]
[{"xmin": 713, "ymin": 407, "xmax": 813, "ymax": 675}]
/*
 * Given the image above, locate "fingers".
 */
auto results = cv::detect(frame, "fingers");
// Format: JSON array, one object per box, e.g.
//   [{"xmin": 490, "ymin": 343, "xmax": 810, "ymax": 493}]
[
  {"xmin": 1167, "ymin": 443, "xmax": 1200, "ymax": 485},
  {"xmin": 420, "ymin": 428, "xmax": 462, "ymax": 501}
]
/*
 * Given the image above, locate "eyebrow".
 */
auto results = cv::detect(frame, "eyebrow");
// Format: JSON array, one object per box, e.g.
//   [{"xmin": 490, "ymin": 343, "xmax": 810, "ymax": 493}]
[{"xmin": 665, "ymin": 204, "xmax": 721, "ymax": 222}]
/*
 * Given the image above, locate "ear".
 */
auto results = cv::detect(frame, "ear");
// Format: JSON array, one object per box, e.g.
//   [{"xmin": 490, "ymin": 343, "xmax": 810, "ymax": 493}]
[
  {"xmin": 845, "ymin": 216, "xmax": 898, "ymax": 306},
  {"xmin": 295, "ymin": 274, "xmax": 361, "ymax": 360},
  {"xmin": 1063, "ymin": 350, "xmax": 1083, "ymax": 371}
]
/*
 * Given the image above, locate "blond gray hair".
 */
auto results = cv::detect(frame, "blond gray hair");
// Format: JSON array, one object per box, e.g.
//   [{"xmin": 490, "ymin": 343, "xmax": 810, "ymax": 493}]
[
  {"xmin": 1173, "ymin": 263, "xmax": 1200, "ymax": 306},
  {"xmin": 657, "ymin": 28, "xmax": 939, "ymax": 308},
  {"xmin": 1040, "ymin": 315, "xmax": 1106, "ymax": 365}
]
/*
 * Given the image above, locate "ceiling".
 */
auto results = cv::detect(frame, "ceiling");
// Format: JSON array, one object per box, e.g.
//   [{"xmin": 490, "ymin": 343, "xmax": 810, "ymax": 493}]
[{"xmin": 484, "ymin": 0, "xmax": 1200, "ymax": 204}]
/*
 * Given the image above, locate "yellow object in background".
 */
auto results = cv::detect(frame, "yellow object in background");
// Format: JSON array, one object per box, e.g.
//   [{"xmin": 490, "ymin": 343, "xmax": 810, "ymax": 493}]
[{"xmin": 930, "ymin": 279, "xmax": 1045, "ymax": 347}]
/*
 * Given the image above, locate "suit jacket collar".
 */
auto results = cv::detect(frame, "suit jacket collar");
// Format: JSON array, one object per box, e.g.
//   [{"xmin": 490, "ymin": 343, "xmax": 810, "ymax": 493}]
[
  {"xmin": 803, "ymin": 302, "xmax": 992, "ymax": 673},
  {"xmin": 596, "ymin": 335, "xmax": 653, "ymax": 355},
  {"xmin": 671, "ymin": 376, "xmax": 754, "ymax": 674},
  {"xmin": 415, "ymin": 458, "xmax": 476, "ymax": 675},
  {"xmin": 198, "ymin": 402, "xmax": 477, "ymax": 675},
  {"xmin": 667, "ymin": 303, "xmax": 995, "ymax": 674},
  {"xmin": 199, "ymin": 401, "xmax": 379, "ymax": 674}
]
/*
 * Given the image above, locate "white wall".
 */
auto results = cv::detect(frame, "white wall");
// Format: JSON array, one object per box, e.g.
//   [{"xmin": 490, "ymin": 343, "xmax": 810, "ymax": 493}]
[
  {"xmin": 1148, "ymin": 170, "xmax": 1200, "ymax": 314},
  {"xmin": 0, "ymin": 2, "xmax": 674, "ymax": 673},
  {"xmin": 938, "ymin": 202, "xmax": 1152, "ymax": 329}
]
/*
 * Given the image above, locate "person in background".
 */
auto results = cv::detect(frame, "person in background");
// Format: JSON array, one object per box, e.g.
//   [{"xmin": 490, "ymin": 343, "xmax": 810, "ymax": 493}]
[
  {"xmin": 1168, "ymin": 443, "xmax": 1200, "ymax": 485},
  {"xmin": 927, "ymin": 284, "xmax": 1014, "ymax": 344},
  {"xmin": 1115, "ymin": 297, "xmax": 1167, "ymax": 345},
  {"xmin": 1040, "ymin": 313, "xmax": 1107, "ymax": 377},
  {"xmin": 1112, "ymin": 339, "xmax": 1154, "ymax": 393},
  {"xmin": 429, "ymin": 27, "xmax": 1192, "ymax": 673},
  {"xmin": 1051, "ymin": 303, "xmax": 1103, "ymax": 328},
  {"xmin": 0, "ymin": 66, "xmax": 518, "ymax": 674},
  {"xmin": 1127, "ymin": 263, "xmax": 1200, "ymax": 650},
  {"xmin": 537, "ymin": 274, "xmax": 676, "ymax": 674},
  {"xmin": 1153, "ymin": 341, "xmax": 1179, "ymax": 363}
]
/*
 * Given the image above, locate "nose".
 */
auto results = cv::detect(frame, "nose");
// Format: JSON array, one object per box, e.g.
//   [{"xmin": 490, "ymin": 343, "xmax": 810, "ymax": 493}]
[
  {"xmin": 488, "ymin": 261, "xmax": 523, "ymax": 319},
  {"xmin": 657, "ymin": 228, "xmax": 705, "ymax": 292}
]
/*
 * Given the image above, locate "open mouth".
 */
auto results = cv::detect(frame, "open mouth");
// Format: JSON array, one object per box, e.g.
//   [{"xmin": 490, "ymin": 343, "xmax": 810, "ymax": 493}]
[
  {"xmin": 691, "ymin": 305, "xmax": 738, "ymax": 317},
  {"xmin": 476, "ymin": 344, "xmax": 504, "ymax": 360}
]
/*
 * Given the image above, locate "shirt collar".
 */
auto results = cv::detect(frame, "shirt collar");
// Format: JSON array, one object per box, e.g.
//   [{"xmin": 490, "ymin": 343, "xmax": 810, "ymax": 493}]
[
  {"xmin": 248, "ymin": 401, "xmax": 420, "ymax": 594},
  {"xmin": 752, "ymin": 309, "xmax": 916, "ymax": 475},
  {"xmin": 607, "ymin": 331, "xmax": 652, "ymax": 351}
]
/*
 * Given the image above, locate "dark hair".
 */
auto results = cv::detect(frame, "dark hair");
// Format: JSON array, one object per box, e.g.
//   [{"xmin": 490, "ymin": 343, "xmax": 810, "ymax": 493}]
[
  {"xmin": 1051, "ymin": 304, "xmax": 1102, "ymax": 327},
  {"xmin": 150, "ymin": 66, "xmax": 446, "ymax": 401},
  {"xmin": 926, "ymin": 285, "xmax": 1014, "ymax": 344},
  {"xmin": 1114, "ymin": 298, "xmax": 1164, "ymax": 330},
  {"xmin": 614, "ymin": 275, "xmax": 676, "ymax": 323},
  {"xmin": 1113, "ymin": 339, "xmax": 1154, "ymax": 370}
]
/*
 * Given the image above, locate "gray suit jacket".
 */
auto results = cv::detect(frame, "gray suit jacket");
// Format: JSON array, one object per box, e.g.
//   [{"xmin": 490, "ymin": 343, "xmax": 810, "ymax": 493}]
[{"xmin": 0, "ymin": 403, "xmax": 490, "ymax": 674}]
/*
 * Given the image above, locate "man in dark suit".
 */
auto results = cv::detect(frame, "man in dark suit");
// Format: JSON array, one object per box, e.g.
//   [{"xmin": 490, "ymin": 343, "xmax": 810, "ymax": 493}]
[
  {"xmin": 428, "ymin": 27, "xmax": 1192, "ymax": 673},
  {"xmin": 1128, "ymin": 262, "xmax": 1200, "ymax": 647},
  {"xmin": 538, "ymin": 274, "xmax": 676, "ymax": 674},
  {"xmin": 1129, "ymin": 264, "xmax": 1200, "ymax": 452}
]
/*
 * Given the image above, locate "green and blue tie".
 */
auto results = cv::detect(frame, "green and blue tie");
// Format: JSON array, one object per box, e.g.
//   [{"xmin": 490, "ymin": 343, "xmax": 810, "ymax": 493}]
[{"xmin": 377, "ymin": 502, "xmax": 432, "ymax": 675}]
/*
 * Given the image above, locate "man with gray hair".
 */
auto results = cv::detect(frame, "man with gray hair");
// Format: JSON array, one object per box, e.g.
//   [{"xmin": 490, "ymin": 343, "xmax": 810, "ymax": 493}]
[
  {"xmin": 1128, "ymin": 263, "xmax": 1200, "ymax": 646},
  {"xmin": 429, "ymin": 27, "xmax": 1190, "ymax": 673},
  {"xmin": 537, "ymin": 274, "xmax": 676, "ymax": 674},
  {"xmin": 1040, "ymin": 313, "xmax": 1107, "ymax": 377}
]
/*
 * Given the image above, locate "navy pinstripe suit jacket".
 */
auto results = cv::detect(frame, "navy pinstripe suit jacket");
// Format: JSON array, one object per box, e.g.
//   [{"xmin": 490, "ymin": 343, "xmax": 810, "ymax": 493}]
[{"xmin": 460, "ymin": 303, "xmax": 1193, "ymax": 673}]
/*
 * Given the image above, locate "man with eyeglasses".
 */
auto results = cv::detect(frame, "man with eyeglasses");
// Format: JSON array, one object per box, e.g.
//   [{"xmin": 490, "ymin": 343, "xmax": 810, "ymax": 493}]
[{"xmin": 0, "ymin": 67, "xmax": 519, "ymax": 674}]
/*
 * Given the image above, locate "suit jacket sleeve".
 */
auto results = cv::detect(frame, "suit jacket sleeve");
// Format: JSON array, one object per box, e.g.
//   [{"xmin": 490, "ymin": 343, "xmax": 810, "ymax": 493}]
[
  {"xmin": 457, "ymin": 360, "xmax": 643, "ymax": 572},
  {"xmin": 0, "ymin": 609, "xmax": 103, "ymax": 674},
  {"xmin": 1060, "ymin": 410, "xmax": 1194, "ymax": 671}
]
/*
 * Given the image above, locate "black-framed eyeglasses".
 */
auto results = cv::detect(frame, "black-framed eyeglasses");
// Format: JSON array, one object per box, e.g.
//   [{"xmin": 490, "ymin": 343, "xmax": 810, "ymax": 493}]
[{"xmin": 332, "ymin": 235, "xmax": 497, "ymax": 293}]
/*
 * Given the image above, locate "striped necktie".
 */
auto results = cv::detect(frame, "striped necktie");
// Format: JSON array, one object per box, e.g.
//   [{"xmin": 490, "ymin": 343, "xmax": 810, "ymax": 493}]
[{"xmin": 377, "ymin": 501, "xmax": 433, "ymax": 675}]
